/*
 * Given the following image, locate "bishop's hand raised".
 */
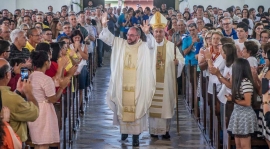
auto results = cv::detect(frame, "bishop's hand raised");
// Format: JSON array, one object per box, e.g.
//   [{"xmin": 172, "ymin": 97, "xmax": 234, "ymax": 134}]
[{"xmin": 140, "ymin": 20, "xmax": 150, "ymax": 34}]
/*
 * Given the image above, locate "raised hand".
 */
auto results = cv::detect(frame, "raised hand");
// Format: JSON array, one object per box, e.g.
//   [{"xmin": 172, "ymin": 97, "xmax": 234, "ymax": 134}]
[
  {"xmin": 59, "ymin": 77, "xmax": 71, "ymax": 89},
  {"xmin": 140, "ymin": 20, "xmax": 150, "ymax": 34},
  {"xmin": 102, "ymin": 12, "xmax": 109, "ymax": 28}
]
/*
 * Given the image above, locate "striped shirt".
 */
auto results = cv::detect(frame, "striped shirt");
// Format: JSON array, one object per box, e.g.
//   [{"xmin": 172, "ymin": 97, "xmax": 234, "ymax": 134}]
[
  {"xmin": 9, "ymin": 44, "xmax": 30, "ymax": 62},
  {"xmin": 236, "ymin": 78, "xmax": 253, "ymax": 100}
]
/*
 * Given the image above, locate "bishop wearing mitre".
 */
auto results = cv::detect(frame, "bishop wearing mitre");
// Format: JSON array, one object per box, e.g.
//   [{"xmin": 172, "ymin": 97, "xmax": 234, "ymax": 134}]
[
  {"xmin": 99, "ymin": 12, "xmax": 156, "ymax": 146},
  {"xmin": 141, "ymin": 11, "xmax": 185, "ymax": 138}
]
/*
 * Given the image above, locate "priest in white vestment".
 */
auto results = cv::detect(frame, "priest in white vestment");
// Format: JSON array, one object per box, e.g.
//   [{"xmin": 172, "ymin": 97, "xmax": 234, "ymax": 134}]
[
  {"xmin": 99, "ymin": 12, "xmax": 156, "ymax": 146},
  {"xmin": 140, "ymin": 12, "xmax": 185, "ymax": 138}
]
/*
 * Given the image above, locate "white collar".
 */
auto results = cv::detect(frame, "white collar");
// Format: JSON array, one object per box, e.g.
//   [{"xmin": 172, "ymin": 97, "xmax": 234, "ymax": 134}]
[{"xmin": 157, "ymin": 39, "xmax": 164, "ymax": 46}]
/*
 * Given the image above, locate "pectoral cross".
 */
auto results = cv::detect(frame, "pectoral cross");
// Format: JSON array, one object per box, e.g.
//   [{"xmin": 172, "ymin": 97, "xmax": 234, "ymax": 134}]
[{"xmin": 159, "ymin": 61, "xmax": 165, "ymax": 69}]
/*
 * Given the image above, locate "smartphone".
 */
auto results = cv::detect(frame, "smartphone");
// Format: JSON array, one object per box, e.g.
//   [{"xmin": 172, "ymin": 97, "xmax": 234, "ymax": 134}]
[{"xmin": 21, "ymin": 68, "xmax": 29, "ymax": 81}]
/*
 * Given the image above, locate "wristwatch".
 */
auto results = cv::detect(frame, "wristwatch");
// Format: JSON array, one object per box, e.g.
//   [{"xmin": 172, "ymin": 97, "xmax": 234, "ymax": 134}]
[{"xmin": 15, "ymin": 90, "xmax": 22, "ymax": 96}]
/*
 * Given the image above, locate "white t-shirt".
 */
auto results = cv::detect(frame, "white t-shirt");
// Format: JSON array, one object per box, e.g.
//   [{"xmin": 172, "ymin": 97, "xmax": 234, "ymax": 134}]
[
  {"xmin": 234, "ymin": 39, "xmax": 245, "ymax": 51},
  {"xmin": 247, "ymin": 56, "xmax": 258, "ymax": 68},
  {"xmin": 193, "ymin": 17, "xmax": 210, "ymax": 24},
  {"xmin": 208, "ymin": 55, "xmax": 225, "ymax": 94},
  {"xmin": 217, "ymin": 65, "xmax": 232, "ymax": 104}
]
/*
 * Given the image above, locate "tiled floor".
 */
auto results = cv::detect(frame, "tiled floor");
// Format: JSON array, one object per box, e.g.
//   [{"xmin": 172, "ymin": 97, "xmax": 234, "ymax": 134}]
[{"xmin": 72, "ymin": 52, "xmax": 209, "ymax": 149}]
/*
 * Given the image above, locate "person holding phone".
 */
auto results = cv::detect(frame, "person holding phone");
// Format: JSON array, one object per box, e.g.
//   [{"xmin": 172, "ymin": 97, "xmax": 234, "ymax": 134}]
[
  {"xmin": 0, "ymin": 58, "xmax": 38, "ymax": 148},
  {"xmin": 27, "ymin": 51, "xmax": 70, "ymax": 148}
]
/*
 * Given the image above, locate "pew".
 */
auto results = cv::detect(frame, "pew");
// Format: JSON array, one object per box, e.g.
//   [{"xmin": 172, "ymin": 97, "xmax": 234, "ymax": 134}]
[
  {"xmin": 198, "ymin": 71, "xmax": 207, "ymax": 133},
  {"xmin": 184, "ymin": 62, "xmax": 199, "ymax": 120},
  {"xmin": 212, "ymin": 84, "xmax": 221, "ymax": 149}
]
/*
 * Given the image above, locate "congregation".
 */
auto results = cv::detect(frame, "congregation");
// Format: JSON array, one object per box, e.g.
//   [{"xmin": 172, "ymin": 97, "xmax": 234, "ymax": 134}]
[{"xmin": 0, "ymin": 0, "xmax": 270, "ymax": 149}]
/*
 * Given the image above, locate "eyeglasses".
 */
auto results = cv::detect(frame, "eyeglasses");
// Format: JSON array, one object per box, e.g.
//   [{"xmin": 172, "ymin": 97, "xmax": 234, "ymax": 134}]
[
  {"xmin": 256, "ymin": 27, "xmax": 264, "ymax": 30},
  {"xmin": 188, "ymin": 29, "xmax": 196, "ymax": 32},
  {"xmin": 126, "ymin": 34, "xmax": 138, "ymax": 37},
  {"xmin": 63, "ymin": 27, "xmax": 71, "ymax": 29},
  {"xmin": 222, "ymin": 23, "xmax": 231, "ymax": 26},
  {"xmin": 205, "ymin": 37, "xmax": 212, "ymax": 40},
  {"xmin": 46, "ymin": 33, "xmax": 53, "ymax": 36}
]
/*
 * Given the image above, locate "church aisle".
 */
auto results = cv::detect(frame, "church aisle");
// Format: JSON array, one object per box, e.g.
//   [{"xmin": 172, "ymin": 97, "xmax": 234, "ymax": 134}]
[{"xmin": 72, "ymin": 52, "xmax": 209, "ymax": 149}]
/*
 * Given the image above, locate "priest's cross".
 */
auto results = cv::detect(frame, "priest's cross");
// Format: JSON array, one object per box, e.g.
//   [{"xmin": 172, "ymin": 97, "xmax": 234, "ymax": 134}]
[{"xmin": 159, "ymin": 61, "xmax": 165, "ymax": 69}]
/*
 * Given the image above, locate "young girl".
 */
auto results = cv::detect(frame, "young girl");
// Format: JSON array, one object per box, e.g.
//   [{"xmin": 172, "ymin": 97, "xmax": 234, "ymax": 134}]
[{"xmin": 227, "ymin": 58, "xmax": 258, "ymax": 149}]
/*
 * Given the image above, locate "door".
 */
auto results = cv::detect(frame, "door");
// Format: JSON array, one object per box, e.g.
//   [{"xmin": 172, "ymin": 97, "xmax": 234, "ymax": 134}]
[
  {"xmin": 83, "ymin": 0, "xmax": 105, "ymax": 8},
  {"xmin": 153, "ymin": 0, "xmax": 175, "ymax": 10}
]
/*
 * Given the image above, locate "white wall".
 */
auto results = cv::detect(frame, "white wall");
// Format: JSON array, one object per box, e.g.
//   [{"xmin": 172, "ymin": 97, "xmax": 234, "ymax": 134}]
[
  {"xmin": 0, "ymin": 0, "xmax": 71, "ymax": 12},
  {"xmin": 1, "ymin": 0, "xmax": 270, "ymax": 13},
  {"xmin": 180, "ymin": 0, "xmax": 270, "ymax": 12}
]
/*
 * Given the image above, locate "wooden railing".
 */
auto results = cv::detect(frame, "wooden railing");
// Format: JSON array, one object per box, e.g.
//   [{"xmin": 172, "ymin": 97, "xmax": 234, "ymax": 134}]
[{"xmin": 182, "ymin": 62, "xmax": 268, "ymax": 149}]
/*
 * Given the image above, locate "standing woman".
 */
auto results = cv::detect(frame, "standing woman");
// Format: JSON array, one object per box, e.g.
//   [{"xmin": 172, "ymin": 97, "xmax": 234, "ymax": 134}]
[
  {"xmin": 241, "ymin": 9, "xmax": 254, "ymax": 38},
  {"xmin": 227, "ymin": 58, "xmax": 258, "ymax": 149},
  {"xmin": 28, "ymin": 51, "xmax": 70, "ymax": 149},
  {"xmin": 51, "ymin": 19, "xmax": 62, "ymax": 41},
  {"xmin": 69, "ymin": 30, "xmax": 89, "ymax": 114}
]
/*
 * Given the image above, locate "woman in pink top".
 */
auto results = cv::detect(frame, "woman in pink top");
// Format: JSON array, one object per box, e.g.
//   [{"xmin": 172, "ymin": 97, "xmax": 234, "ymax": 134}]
[{"xmin": 28, "ymin": 51, "xmax": 70, "ymax": 149}]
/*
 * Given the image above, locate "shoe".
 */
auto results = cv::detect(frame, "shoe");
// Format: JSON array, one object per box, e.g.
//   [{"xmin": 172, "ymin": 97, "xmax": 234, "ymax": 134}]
[
  {"xmin": 162, "ymin": 132, "xmax": 170, "ymax": 139},
  {"xmin": 132, "ymin": 135, "xmax": 139, "ymax": 146},
  {"xmin": 150, "ymin": 134, "xmax": 158, "ymax": 138},
  {"xmin": 121, "ymin": 134, "xmax": 128, "ymax": 141}
]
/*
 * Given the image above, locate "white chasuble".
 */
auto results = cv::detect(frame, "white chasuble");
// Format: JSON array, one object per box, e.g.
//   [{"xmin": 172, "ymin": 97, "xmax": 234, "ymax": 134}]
[
  {"xmin": 99, "ymin": 27, "xmax": 156, "ymax": 135},
  {"xmin": 146, "ymin": 34, "xmax": 185, "ymax": 135}
]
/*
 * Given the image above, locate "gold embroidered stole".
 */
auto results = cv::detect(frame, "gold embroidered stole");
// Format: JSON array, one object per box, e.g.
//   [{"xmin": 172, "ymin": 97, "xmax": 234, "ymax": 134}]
[
  {"xmin": 149, "ymin": 40, "xmax": 168, "ymax": 118},
  {"xmin": 122, "ymin": 41, "xmax": 142, "ymax": 122}
]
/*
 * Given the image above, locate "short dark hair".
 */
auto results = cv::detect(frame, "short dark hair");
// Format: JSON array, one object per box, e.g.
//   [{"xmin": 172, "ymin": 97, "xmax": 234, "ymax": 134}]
[
  {"xmin": 23, "ymin": 15, "xmax": 31, "ymax": 20},
  {"xmin": 243, "ymin": 4, "xmax": 248, "ymax": 8},
  {"xmin": 260, "ymin": 30, "xmax": 270, "ymax": 38},
  {"xmin": 145, "ymin": 7, "xmax": 150, "ymax": 12},
  {"xmin": 70, "ymin": 30, "xmax": 84, "ymax": 43},
  {"xmin": 226, "ymin": 7, "xmax": 234, "ymax": 13},
  {"xmin": 36, "ymin": 42, "xmax": 51, "ymax": 54},
  {"xmin": 42, "ymin": 28, "xmax": 52, "ymax": 33},
  {"xmin": 237, "ymin": 22, "xmax": 249, "ymax": 32},
  {"xmin": 9, "ymin": 58, "xmax": 24, "ymax": 67},
  {"xmin": 27, "ymin": 28, "xmax": 38, "ymax": 38},
  {"xmin": 188, "ymin": 23, "xmax": 197, "ymax": 29},
  {"xmin": 0, "ymin": 17, "xmax": 11, "ymax": 25},
  {"xmin": 257, "ymin": 5, "xmax": 265, "ymax": 12},
  {"xmin": 244, "ymin": 40, "xmax": 259, "ymax": 57},
  {"xmin": 197, "ymin": 5, "xmax": 204, "ymax": 11},
  {"xmin": 0, "ymin": 40, "xmax": 10, "ymax": 55}
]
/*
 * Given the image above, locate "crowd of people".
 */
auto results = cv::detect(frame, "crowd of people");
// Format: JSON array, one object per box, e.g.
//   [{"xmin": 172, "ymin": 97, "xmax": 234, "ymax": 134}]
[{"xmin": 0, "ymin": 0, "xmax": 270, "ymax": 148}]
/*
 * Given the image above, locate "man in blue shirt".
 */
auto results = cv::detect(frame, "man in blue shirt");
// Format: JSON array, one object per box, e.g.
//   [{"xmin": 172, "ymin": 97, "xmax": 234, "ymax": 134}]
[
  {"xmin": 221, "ymin": 17, "xmax": 238, "ymax": 39},
  {"xmin": 182, "ymin": 23, "xmax": 202, "ymax": 66},
  {"xmin": 142, "ymin": 7, "xmax": 151, "ymax": 21},
  {"xmin": 57, "ymin": 22, "xmax": 72, "ymax": 41},
  {"xmin": 131, "ymin": 10, "xmax": 141, "ymax": 27}
]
